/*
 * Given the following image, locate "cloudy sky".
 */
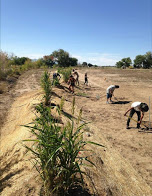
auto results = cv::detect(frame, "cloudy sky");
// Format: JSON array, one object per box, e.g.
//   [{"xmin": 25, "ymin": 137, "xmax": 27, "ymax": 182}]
[{"xmin": 1, "ymin": 0, "xmax": 152, "ymax": 66}]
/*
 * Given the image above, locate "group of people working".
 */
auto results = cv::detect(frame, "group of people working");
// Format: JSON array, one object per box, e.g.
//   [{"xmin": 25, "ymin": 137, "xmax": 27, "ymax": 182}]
[
  {"xmin": 106, "ymin": 85, "xmax": 149, "ymax": 129},
  {"xmin": 52, "ymin": 69, "xmax": 88, "ymax": 94},
  {"xmin": 53, "ymin": 71, "xmax": 149, "ymax": 130},
  {"xmin": 67, "ymin": 70, "xmax": 88, "ymax": 93}
]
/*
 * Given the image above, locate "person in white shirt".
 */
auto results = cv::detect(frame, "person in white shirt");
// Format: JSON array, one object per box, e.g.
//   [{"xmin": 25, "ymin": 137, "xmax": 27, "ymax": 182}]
[
  {"xmin": 106, "ymin": 85, "xmax": 119, "ymax": 103},
  {"xmin": 124, "ymin": 102, "xmax": 149, "ymax": 129}
]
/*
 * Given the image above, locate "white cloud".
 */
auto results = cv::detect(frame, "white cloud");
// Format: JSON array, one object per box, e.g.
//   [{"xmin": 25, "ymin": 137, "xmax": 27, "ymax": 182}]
[{"xmin": 72, "ymin": 53, "xmax": 122, "ymax": 66}]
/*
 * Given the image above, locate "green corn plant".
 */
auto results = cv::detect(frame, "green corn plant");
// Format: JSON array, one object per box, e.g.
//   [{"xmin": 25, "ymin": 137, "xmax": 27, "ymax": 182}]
[{"xmin": 41, "ymin": 71, "xmax": 52, "ymax": 106}]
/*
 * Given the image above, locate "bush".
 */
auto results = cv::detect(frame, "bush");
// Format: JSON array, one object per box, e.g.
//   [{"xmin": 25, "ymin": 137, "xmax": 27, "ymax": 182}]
[
  {"xmin": 58, "ymin": 67, "xmax": 72, "ymax": 82},
  {"xmin": 129, "ymin": 66, "xmax": 134, "ymax": 69}
]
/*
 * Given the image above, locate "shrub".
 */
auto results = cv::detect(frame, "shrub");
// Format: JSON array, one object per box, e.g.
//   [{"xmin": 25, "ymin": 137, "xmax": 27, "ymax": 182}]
[
  {"xmin": 129, "ymin": 65, "xmax": 134, "ymax": 69},
  {"xmin": 58, "ymin": 67, "xmax": 72, "ymax": 83}
]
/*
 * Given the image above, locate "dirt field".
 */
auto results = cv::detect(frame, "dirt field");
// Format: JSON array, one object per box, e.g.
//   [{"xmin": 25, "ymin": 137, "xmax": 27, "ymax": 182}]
[{"xmin": 0, "ymin": 68, "xmax": 152, "ymax": 196}]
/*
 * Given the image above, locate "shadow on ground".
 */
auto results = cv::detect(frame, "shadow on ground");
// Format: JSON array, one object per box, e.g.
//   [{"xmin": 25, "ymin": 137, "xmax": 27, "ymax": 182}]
[
  {"xmin": 67, "ymin": 185, "xmax": 92, "ymax": 196},
  {"xmin": 111, "ymin": 101, "xmax": 131, "ymax": 104}
]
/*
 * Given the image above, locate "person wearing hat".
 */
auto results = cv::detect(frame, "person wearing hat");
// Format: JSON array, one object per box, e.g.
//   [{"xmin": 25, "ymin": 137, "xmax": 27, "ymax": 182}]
[
  {"xmin": 124, "ymin": 102, "xmax": 149, "ymax": 129},
  {"xmin": 106, "ymin": 85, "xmax": 119, "ymax": 103}
]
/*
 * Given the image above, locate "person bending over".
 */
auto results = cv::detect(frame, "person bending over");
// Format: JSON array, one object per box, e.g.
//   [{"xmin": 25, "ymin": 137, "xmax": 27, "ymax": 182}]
[
  {"xmin": 106, "ymin": 85, "xmax": 119, "ymax": 103},
  {"xmin": 124, "ymin": 102, "xmax": 149, "ymax": 129}
]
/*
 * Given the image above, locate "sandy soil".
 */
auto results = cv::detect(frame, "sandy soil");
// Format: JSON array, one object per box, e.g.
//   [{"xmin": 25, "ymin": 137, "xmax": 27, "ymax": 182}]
[{"xmin": 0, "ymin": 68, "xmax": 152, "ymax": 196}]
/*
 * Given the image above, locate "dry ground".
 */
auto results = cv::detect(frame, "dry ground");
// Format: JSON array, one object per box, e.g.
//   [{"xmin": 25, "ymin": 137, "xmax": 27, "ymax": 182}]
[{"xmin": 0, "ymin": 68, "xmax": 152, "ymax": 196}]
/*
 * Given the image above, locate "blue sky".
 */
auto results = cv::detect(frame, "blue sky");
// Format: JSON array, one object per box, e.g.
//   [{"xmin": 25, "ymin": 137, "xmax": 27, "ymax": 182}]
[{"xmin": 1, "ymin": 0, "xmax": 152, "ymax": 66}]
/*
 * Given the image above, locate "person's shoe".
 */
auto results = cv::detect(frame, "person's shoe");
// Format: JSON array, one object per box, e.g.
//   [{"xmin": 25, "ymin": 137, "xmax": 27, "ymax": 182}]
[
  {"xmin": 126, "ymin": 126, "xmax": 130, "ymax": 129},
  {"xmin": 106, "ymin": 101, "xmax": 109, "ymax": 104},
  {"xmin": 137, "ymin": 126, "xmax": 141, "ymax": 129}
]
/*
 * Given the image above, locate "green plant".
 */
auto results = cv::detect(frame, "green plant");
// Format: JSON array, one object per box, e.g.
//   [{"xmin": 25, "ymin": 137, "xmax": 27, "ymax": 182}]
[
  {"xmin": 23, "ymin": 101, "xmax": 104, "ymax": 195},
  {"xmin": 58, "ymin": 67, "xmax": 72, "ymax": 82},
  {"xmin": 76, "ymin": 92, "xmax": 89, "ymax": 98},
  {"xmin": 41, "ymin": 71, "xmax": 52, "ymax": 106},
  {"xmin": 52, "ymin": 77, "xmax": 60, "ymax": 86}
]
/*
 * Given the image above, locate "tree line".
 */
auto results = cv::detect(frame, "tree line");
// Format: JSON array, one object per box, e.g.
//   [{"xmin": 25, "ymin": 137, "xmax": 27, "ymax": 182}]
[{"xmin": 116, "ymin": 51, "xmax": 152, "ymax": 69}]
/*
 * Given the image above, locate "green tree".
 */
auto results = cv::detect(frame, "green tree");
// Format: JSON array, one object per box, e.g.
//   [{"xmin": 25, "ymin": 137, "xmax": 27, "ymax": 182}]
[
  {"xmin": 10, "ymin": 56, "xmax": 30, "ymax": 65},
  {"xmin": 116, "ymin": 57, "xmax": 132, "ymax": 68},
  {"xmin": 116, "ymin": 61, "xmax": 124, "ymax": 68},
  {"xmin": 134, "ymin": 55, "xmax": 146, "ymax": 68},
  {"xmin": 51, "ymin": 49, "xmax": 70, "ymax": 67},
  {"xmin": 144, "ymin": 51, "xmax": 152, "ymax": 69},
  {"xmin": 82, "ymin": 62, "xmax": 87, "ymax": 66},
  {"xmin": 88, "ymin": 63, "xmax": 93, "ymax": 67},
  {"xmin": 69, "ymin": 57, "xmax": 78, "ymax": 66},
  {"xmin": 43, "ymin": 55, "xmax": 55, "ymax": 67},
  {"xmin": 0, "ymin": 51, "xmax": 9, "ymax": 79},
  {"xmin": 122, "ymin": 57, "xmax": 132, "ymax": 67}
]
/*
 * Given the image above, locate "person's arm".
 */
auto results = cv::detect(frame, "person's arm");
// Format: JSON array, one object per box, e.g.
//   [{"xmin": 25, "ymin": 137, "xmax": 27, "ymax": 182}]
[
  {"xmin": 67, "ymin": 78, "xmax": 70, "ymax": 85},
  {"xmin": 109, "ymin": 89, "xmax": 112, "ymax": 94},
  {"xmin": 124, "ymin": 107, "xmax": 133, "ymax": 116},
  {"xmin": 139, "ymin": 112, "xmax": 144, "ymax": 124}
]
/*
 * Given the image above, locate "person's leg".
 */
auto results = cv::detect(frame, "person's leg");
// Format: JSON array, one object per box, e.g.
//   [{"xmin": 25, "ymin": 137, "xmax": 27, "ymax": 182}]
[
  {"xmin": 109, "ymin": 94, "xmax": 112, "ymax": 102},
  {"xmin": 69, "ymin": 85, "xmax": 72, "ymax": 92},
  {"xmin": 72, "ymin": 85, "xmax": 74, "ymax": 93},
  {"xmin": 107, "ymin": 93, "xmax": 109, "ymax": 103},
  {"xmin": 136, "ymin": 111, "xmax": 141, "ymax": 128},
  {"xmin": 127, "ymin": 109, "xmax": 135, "ymax": 128},
  {"xmin": 86, "ymin": 79, "xmax": 88, "ymax": 85}
]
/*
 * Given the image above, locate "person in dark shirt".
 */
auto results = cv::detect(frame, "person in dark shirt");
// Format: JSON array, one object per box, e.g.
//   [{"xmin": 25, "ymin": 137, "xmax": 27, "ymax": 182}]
[
  {"xmin": 67, "ymin": 75, "xmax": 76, "ymax": 93},
  {"xmin": 53, "ymin": 72, "xmax": 61, "ymax": 80},
  {"xmin": 84, "ymin": 73, "xmax": 88, "ymax": 85}
]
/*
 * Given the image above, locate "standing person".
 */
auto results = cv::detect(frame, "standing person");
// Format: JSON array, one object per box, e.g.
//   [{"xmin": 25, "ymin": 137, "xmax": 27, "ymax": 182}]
[
  {"xmin": 67, "ymin": 75, "xmax": 76, "ymax": 93},
  {"xmin": 84, "ymin": 72, "xmax": 88, "ymax": 85},
  {"xmin": 74, "ymin": 71, "xmax": 79, "ymax": 86},
  {"xmin": 124, "ymin": 102, "xmax": 149, "ymax": 129},
  {"xmin": 106, "ymin": 85, "xmax": 119, "ymax": 103}
]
